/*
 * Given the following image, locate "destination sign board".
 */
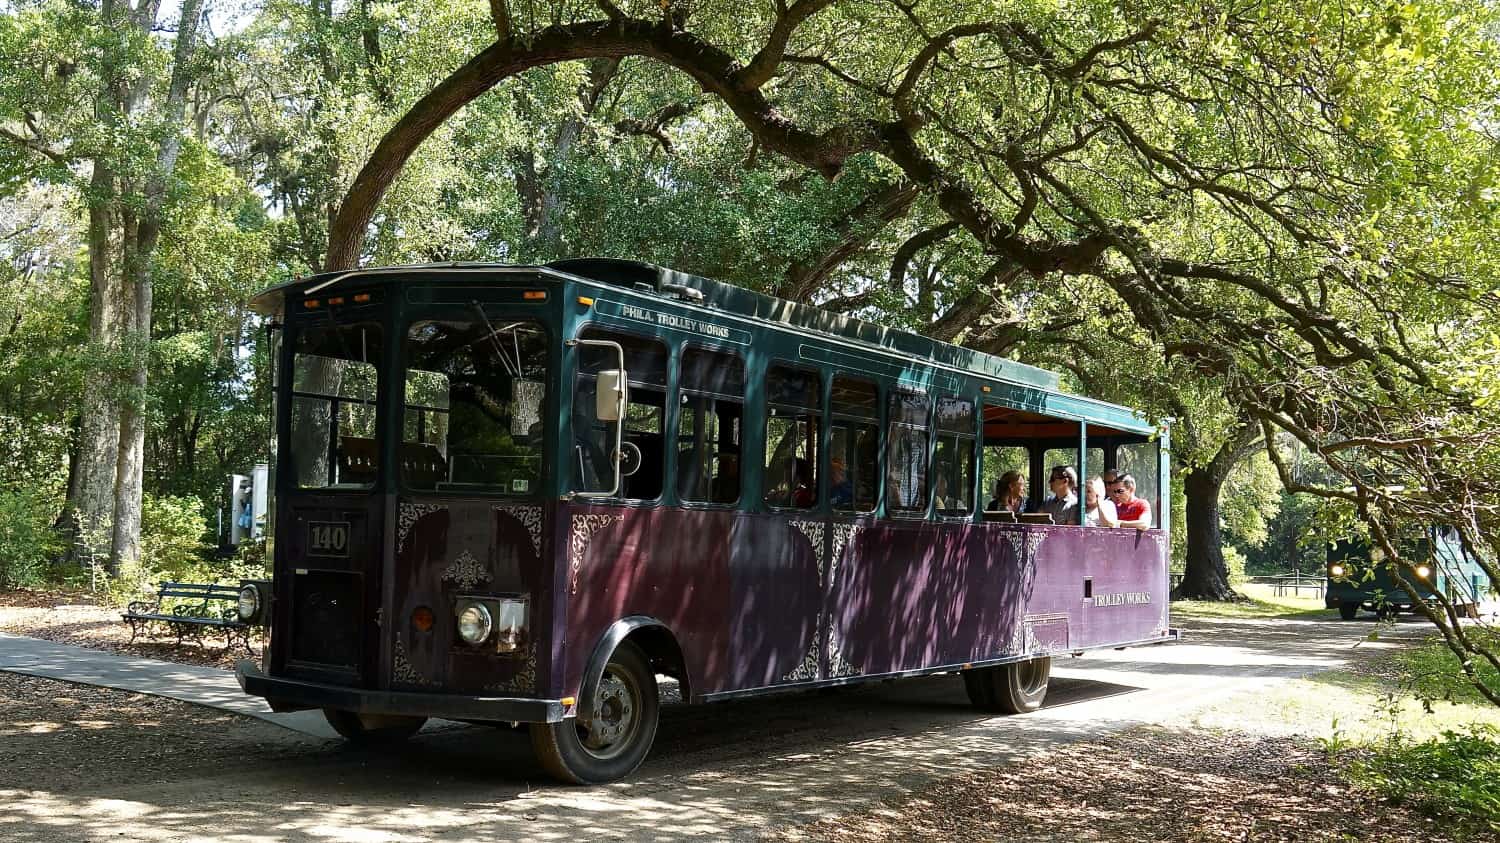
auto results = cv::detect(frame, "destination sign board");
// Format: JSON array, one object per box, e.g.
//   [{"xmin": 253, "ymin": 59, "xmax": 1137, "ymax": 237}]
[{"xmin": 594, "ymin": 299, "xmax": 752, "ymax": 345}]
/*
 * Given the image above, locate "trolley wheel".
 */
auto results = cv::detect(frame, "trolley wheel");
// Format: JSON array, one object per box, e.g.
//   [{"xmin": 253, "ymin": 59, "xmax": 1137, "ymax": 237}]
[
  {"xmin": 1338, "ymin": 602, "xmax": 1360, "ymax": 621},
  {"xmin": 962, "ymin": 668, "xmax": 998, "ymax": 710},
  {"xmin": 962, "ymin": 657, "xmax": 1052, "ymax": 715},
  {"xmin": 530, "ymin": 641, "xmax": 659, "ymax": 784},
  {"xmin": 995, "ymin": 657, "xmax": 1052, "ymax": 714},
  {"xmin": 322, "ymin": 709, "xmax": 426, "ymax": 745}
]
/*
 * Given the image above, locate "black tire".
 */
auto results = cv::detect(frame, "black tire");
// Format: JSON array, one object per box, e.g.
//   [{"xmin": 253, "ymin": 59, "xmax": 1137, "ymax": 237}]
[
  {"xmin": 962, "ymin": 668, "xmax": 999, "ymax": 710},
  {"xmin": 323, "ymin": 709, "xmax": 426, "ymax": 745},
  {"xmin": 530, "ymin": 641, "xmax": 659, "ymax": 784},
  {"xmin": 994, "ymin": 657, "xmax": 1051, "ymax": 714},
  {"xmin": 963, "ymin": 657, "xmax": 1051, "ymax": 714},
  {"xmin": 1338, "ymin": 602, "xmax": 1359, "ymax": 621}
]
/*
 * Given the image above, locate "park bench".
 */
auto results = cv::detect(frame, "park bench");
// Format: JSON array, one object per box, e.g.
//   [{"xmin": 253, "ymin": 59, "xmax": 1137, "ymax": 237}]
[{"xmin": 121, "ymin": 581, "xmax": 254, "ymax": 654}]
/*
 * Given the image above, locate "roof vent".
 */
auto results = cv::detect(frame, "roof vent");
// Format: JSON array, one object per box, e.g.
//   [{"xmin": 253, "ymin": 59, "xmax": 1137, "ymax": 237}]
[
  {"xmin": 661, "ymin": 282, "xmax": 704, "ymax": 303},
  {"xmin": 548, "ymin": 257, "xmax": 664, "ymax": 291}
]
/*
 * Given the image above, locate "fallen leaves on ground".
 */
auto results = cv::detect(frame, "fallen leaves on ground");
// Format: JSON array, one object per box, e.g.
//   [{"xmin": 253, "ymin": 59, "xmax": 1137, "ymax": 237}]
[
  {"xmin": 0, "ymin": 672, "xmax": 311, "ymax": 793},
  {"xmin": 786, "ymin": 726, "xmax": 1453, "ymax": 843}
]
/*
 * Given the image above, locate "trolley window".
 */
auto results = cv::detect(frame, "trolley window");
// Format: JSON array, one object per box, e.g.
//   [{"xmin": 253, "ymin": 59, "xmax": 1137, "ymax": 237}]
[
  {"xmin": 982, "ymin": 444, "xmax": 1028, "ymax": 510},
  {"xmin": 1115, "ymin": 440, "xmax": 1160, "ymax": 527},
  {"xmin": 933, "ymin": 397, "xmax": 975, "ymax": 517},
  {"xmin": 574, "ymin": 328, "xmax": 668, "ymax": 499},
  {"xmin": 886, "ymin": 391, "xmax": 929, "ymax": 514},
  {"xmin": 829, "ymin": 376, "xmax": 878, "ymax": 513},
  {"xmin": 677, "ymin": 347, "xmax": 745, "ymax": 504},
  {"xmin": 763, "ymin": 365, "xmax": 821, "ymax": 510},
  {"xmin": 290, "ymin": 322, "xmax": 382, "ymax": 489}
]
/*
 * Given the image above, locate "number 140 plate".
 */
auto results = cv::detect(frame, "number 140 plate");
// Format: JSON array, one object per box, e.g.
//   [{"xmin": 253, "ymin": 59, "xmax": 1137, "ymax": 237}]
[{"xmin": 308, "ymin": 521, "xmax": 351, "ymax": 557}]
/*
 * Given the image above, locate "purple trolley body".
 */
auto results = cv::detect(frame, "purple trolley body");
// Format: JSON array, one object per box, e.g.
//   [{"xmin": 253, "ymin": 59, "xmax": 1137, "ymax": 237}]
[
  {"xmin": 238, "ymin": 260, "xmax": 1179, "ymax": 785},
  {"xmin": 372, "ymin": 502, "xmax": 1170, "ymax": 701}
]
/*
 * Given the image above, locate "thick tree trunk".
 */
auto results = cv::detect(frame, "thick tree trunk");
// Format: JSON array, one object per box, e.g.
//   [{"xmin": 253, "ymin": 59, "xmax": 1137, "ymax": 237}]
[
  {"xmin": 68, "ymin": 0, "xmax": 203, "ymax": 578},
  {"xmin": 72, "ymin": 176, "xmax": 127, "ymax": 573},
  {"xmin": 1174, "ymin": 468, "xmax": 1237, "ymax": 600},
  {"xmin": 1171, "ymin": 422, "xmax": 1259, "ymax": 601},
  {"xmin": 112, "ymin": 0, "xmax": 200, "ymax": 574},
  {"xmin": 110, "ymin": 240, "xmax": 149, "ymax": 576}
]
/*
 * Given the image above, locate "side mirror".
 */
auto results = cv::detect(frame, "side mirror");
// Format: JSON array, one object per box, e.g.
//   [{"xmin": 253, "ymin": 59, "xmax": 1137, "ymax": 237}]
[{"xmin": 596, "ymin": 370, "xmax": 628, "ymax": 422}]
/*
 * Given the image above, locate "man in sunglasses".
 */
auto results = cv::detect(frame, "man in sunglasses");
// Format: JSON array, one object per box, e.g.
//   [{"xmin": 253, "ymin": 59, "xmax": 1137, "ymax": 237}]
[{"xmin": 1108, "ymin": 474, "xmax": 1152, "ymax": 530}]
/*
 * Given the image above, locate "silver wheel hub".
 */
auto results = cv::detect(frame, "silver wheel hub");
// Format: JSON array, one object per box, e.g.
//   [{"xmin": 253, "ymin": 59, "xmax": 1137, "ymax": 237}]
[{"xmin": 581, "ymin": 672, "xmax": 636, "ymax": 752}]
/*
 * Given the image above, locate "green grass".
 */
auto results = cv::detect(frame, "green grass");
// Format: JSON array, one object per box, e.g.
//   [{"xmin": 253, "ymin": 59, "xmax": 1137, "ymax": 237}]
[
  {"xmin": 1397, "ymin": 628, "xmax": 1500, "ymax": 708},
  {"xmin": 1172, "ymin": 582, "xmax": 1330, "ymax": 620}
]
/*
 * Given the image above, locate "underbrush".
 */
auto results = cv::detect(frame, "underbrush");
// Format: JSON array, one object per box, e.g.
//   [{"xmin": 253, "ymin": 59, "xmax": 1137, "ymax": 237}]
[
  {"xmin": 1348, "ymin": 727, "xmax": 1500, "ymax": 837},
  {"xmin": 1335, "ymin": 633, "xmax": 1500, "ymax": 837}
]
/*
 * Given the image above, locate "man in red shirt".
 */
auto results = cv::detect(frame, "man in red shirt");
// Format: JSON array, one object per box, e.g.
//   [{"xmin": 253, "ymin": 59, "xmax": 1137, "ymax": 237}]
[{"xmin": 1109, "ymin": 474, "xmax": 1152, "ymax": 529}]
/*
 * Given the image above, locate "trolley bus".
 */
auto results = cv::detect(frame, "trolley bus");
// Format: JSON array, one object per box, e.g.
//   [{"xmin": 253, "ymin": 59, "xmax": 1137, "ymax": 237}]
[
  {"xmin": 236, "ymin": 258, "xmax": 1178, "ymax": 783},
  {"xmin": 1327, "ymin": 527, "xmax": 1491, "ymax": 620}
]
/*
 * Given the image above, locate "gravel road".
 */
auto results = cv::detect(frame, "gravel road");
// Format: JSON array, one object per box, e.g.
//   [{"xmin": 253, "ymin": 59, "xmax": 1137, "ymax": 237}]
[{"xmin": 0, "ymin": 613, "xmax": 1433, "ymax": 842}]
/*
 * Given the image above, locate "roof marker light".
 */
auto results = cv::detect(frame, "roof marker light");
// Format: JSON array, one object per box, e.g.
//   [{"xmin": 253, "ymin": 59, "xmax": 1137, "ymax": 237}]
[
  {"xmin": 524, "ymin": 290, "xmax": 547, "ymax": 301},
  {"xmin": 352, "ymin": 293, "xmax": 371, "ymax": 303},
  {"xmin": 327, "ymin": 296, "xmax": 345, "ymax": 305},
  {"xmin": 981, "ymin": 385, "xmax": 992, "ymax": 393},
  {"xmin": 303, "ymin": 299, "xmax": 320, "ymax": 308}
]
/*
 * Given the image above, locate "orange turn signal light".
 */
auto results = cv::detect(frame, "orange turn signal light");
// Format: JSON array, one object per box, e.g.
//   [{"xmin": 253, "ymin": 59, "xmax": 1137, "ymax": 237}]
[
  {"xmin": 576, "ymin": 296, "xmax": 594, "ymax": 307},
  {"xmin": 560, "ymin": 696, "xmax": 576, "ymax": 707},
  {"xmin": 412, "ymin": 606, "xmax": 434, "ymax": 633}
]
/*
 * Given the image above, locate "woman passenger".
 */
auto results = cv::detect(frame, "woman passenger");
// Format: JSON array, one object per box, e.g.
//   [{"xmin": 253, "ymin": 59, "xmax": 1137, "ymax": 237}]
[
  {"xmin": 986, "ymin": 470, "xmax": 1027, "ymax": 514},
  {"xmin": 1083, "ymin": 476, "xmax": 1118, "ymax": 527}
]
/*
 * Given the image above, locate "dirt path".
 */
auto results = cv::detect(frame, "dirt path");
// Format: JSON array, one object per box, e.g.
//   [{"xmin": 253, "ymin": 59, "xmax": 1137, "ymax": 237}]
[{"xmin": 0, "ymin": 614, "xmax": 1433, "ymax": 842}]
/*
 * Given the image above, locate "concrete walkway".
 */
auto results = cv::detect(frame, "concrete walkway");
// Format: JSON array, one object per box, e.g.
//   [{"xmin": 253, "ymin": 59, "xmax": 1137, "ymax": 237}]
[{"xmin": 0, "ymin": 632, "xmax": 338, "ymax": 738}]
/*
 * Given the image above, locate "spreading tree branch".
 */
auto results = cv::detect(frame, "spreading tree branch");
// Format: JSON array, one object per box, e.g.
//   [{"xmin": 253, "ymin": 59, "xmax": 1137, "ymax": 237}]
[{"xmin": 735, "ymin": 0, "xmax": 838, "ymax": 90}]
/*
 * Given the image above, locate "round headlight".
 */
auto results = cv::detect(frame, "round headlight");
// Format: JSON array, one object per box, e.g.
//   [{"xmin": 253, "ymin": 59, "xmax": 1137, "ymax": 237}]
[
  {"xmin": 1329, "ymin": 564, "xmax": 1345, "ymax": 578},
  {"xmin": 237, "ymin": 585, "xmax": 260, "ymax": 621},
  {"xmin": 1416, "ymin": 564, "xmax": 1432, "ymax": 579},
  {"xmin": 457, "ymin": 603, "xmax": 493, "ymax": 645}
]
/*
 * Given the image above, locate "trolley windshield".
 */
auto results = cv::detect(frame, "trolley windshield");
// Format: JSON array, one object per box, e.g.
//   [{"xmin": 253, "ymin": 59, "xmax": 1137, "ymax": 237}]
[{"xmin": 402, "ymin": 316, "xmax": 549, "ymax": 496}]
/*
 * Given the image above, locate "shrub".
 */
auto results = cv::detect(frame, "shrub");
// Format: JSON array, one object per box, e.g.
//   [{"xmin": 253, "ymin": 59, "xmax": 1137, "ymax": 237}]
[
  {"xmin": 0, "ymin": 487, "xmax": 63, "ymax": 589},
  {"xmin": 115, "ymin": 494, "xmax": 212, "ymax": 596},
  {"xmin": 1351, "ymin": 727, "xmax": 1500, "ymax": 836},
  {"xmin": 1223, "ymin": 544, "xmax": 1249, "ymax": 586},
  {"xmin": 226, "ymin": 538, "xmax": 270, "ymax": 581}
]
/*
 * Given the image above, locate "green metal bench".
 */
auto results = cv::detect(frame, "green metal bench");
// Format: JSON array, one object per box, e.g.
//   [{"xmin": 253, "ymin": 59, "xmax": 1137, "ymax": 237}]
[{"xmin": 121, "ymin": 581, "xmax": 253, "ymax": 654}]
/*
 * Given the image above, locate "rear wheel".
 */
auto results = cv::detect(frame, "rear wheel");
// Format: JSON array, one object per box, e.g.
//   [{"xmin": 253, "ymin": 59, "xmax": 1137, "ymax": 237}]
[
  {"xmin": 530, "ymin": 641, "xmax": 659, "ymax": 784},
  {"xmin": 995, "ymin": 657, "xmax": 1052, "ymax": 714},
  {"xmin": 962, "ymin": 657, "xmax": 1052, "ymax": 714},
  {"xmin": 962, "ymin": 668, "xmax": 997, "ymax": 710},
  {"xmin": 323, "ymin": 709, "xmax": 426, "ymax": 745},
  {"xmin": 1338, "ymin": 602, "xmax": 1360, "ymax": 621}
]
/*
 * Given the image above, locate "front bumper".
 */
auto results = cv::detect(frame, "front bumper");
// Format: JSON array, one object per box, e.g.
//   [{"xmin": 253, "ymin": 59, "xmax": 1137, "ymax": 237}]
[{"xmin": 236, "ymin": 661, "xmax": 570, "ymax": 723}]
